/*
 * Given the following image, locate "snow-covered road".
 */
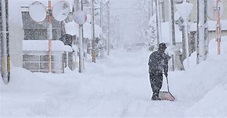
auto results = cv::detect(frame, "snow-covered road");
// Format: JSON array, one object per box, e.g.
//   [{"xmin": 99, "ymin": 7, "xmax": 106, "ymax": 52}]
[{"xmin": 1, "ymin": 38, "xmax": 227, "ymax": 118}]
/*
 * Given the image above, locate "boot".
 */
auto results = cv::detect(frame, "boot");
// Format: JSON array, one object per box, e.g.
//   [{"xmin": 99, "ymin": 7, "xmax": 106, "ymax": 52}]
[
  {"xmin": 151, "ymin": 96, "xmax": 161, "ymax": 100},
  {"xmin": 151, "ymin": 92, "xmax": 161, "ymax": 100}
]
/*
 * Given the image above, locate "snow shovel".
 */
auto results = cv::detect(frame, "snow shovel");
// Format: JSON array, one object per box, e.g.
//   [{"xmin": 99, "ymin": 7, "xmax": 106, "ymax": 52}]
[{"xmin": 159, "ymin": 76, "xmax": 175, "ymax": 101}]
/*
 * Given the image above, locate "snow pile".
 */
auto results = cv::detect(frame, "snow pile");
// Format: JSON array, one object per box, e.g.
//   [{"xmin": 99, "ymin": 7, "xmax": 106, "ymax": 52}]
[{"xmin": 183, "ymin": 38, "xmax": 227, "ymax": 117}]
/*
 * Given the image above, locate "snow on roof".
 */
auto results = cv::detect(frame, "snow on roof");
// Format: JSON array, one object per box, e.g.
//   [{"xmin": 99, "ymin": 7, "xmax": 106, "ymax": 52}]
[
  {"xmin": 65, "ymin": 21, "xmax": 79, "ymax": 36},
  {"xmin": 23, "ymin": 40, "xmax": 72, "ymax": 52},
  {"xmin": 65, "ymin": 21, "xmax": 102, "ymax": 39}
]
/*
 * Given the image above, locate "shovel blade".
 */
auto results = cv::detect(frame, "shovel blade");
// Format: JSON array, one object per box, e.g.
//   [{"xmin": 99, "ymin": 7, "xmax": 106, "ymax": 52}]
[{"xmin": 159, "ymin": 91, "xmax": 175, "ymax": 101}]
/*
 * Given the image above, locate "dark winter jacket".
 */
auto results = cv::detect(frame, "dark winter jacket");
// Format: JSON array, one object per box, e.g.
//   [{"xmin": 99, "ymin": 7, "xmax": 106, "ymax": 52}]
[{"xmin": 148, "ymin": 50, "xmax": 170, "ymax": 74}]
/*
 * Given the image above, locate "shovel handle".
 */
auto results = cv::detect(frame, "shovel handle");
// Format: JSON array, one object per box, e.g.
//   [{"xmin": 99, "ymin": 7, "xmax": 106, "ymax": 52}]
[{"xmin": 165, "ymin": 75, "xmax": 170, "ymax": 92}]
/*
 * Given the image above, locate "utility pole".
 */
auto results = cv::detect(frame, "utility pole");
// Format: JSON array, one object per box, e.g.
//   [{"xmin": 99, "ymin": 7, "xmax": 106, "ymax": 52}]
[
  {"xmin": 91, "ymin": 0, "xmax": 96, "ymax": 62},
  {"xmin": 78, "ymin": 0, "xmax": 84, "ymax": 73},
  {"xmin": 204, "ymin": 0, "xmax": 208, "ymax": 59},
  {"xmin": 47, "ymin": 0, "xmax": 52, "ymax": 73},
  {"xmin": 107, "ymin": 1, "xmax": 110, "ymax": 55},
  {"xmin": 100, "ymin": 1, "xmax": 103, "ymax": 27},
  {"xmin": 168, "ymin": 0, "xmax": 176, "ymax": 71},
  {"xmin": 160, "ymin": 0, "xmax": 165, "ymax": 22},
  {"xmin": 155, "ymin": 0, "xmax": 161, "ymax": 44},
  {"xmin": 0, "ymin": 0, "xmax": 10, "ymax": 84},
  {"xmin": 197, "ymin": 0, "xmax": 208, "ymax": 64},
  {"xmin": 169, "ymin": 0, "xmax": 175, "ymax": 46},
  {"xmin": 151, "ymin": 0, "xmax": 154, "ymax": 16},
  {"xmin": 216, "ymin": 0, "xmax": 221, "ymax": 55}
]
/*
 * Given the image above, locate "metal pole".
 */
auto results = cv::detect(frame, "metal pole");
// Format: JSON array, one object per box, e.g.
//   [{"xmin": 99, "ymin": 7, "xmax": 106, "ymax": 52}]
[
  {"xmin": 107, "ymin": 2, "xmax": 110, "ymax": 55},
  {"xmin": 1, "ymin": 0, "xmax": 10, "ymax": 84},
  {"xmin": 160, "ymin": 0, "xmax": 165, "ymax": 22},
  {"xmin": 148, "ymin": 0, "xmax": 151, "ymax": 19},
  {"xmin": 216, "ymin": 0, "xmax": 221, "ymax": 55},
  {"xmin": 169, "ymin": 0, "xmax": 175, "ymax": 45},
  {"xmin": 81, "ymin": 0, "xmax": 85, "ymax": 70},
  {"xmin": 100, "ymin": 1, "xmax": 103, "ymax": 49},
  {"xmin": 155, "ymin": 0, "xmax": 160, "ymax": 44},
  {"xmin": 79, "ymin": 0, "xmax": 84, "ymax": 73},
  {"xmin": 47, "ymin": 0, "xmax": 52, "ymax": 73},
  {"xmin": 151, "ymin": 0, "xmax": 154, "ymax": 16},
  {"xmin": 184, "ymin": 19, "xmax": 189, "ymax": 68},
  {"xmin": 79, "ymin": 25, "xmax": 83, "ymax": 73},
  {"xmin": 198, "ymin": 0, "xmax": 205, "ymax": 63},
  {"xmin": 168, "ymin": 0, "xmax": 172, "ymax": 45},
  {"xmin": 168, "ymin": 0, "xmax": 175, "ymax": 71},
  {"xmin": 204, "ymin": 0, "xmax": 208, "ymax": 59},
  {"xmin": 91, "ymin": 0, "xmax": 96, "ymax": 62},
  {"xmin": 196, "ymin": 0, "xmax": 200, "ymax": 64},
  {"xmin": 100, "ymin": 1, "xmax": 103, "ymax": 27}
]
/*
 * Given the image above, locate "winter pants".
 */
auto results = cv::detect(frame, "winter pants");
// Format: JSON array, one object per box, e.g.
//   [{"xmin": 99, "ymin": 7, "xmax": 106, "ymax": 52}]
[{"xmin": 149, "ymin": 72, "xmax": 163, "ymax": 98}]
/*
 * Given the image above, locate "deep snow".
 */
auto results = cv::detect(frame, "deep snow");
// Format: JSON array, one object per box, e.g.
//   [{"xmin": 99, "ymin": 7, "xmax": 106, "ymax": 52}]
[
  {"xmin": 1, "ymin": 37, "xmax": 227, "ymax": 118},
  {"xmin": 1, "ymin": 0, "xmax": 227, "ymax": 117}
]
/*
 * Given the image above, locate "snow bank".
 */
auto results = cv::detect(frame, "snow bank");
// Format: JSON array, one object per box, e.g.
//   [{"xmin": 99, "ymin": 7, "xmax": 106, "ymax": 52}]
[{"xmin": 182, "ymin": 37, "xmax": 227, "ymax": 117}]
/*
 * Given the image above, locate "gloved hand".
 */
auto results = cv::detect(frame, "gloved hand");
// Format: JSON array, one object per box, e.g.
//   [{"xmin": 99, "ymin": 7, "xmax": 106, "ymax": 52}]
[{"xmin": 164, "ymin": 72, "xmax": 168, "ymax": 77}]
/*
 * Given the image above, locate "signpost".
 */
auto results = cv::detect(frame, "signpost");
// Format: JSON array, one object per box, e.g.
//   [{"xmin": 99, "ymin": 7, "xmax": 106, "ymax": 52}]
[
  {"xmin": 29, "ymin": 0, "xmax": 70, "ymax": 73},
  {"xmin": 73, "ymin": 10, "xmax": 87, "ymax": 73}
]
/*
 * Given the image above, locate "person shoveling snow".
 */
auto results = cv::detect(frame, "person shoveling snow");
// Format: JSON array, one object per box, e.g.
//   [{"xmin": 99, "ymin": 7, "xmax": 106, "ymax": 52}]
[{"xmin": 148, "ymin": 43, "xmax": 174, "ymax": 101}]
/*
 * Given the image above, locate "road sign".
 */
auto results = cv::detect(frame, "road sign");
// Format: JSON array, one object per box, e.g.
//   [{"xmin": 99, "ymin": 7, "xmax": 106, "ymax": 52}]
[{"xmin": 175, "ymin": 1, "xmax": 194, "ymax": 20}]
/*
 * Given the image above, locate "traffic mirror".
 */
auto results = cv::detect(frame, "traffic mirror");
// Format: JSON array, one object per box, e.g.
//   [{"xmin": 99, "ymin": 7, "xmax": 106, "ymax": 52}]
[
  {"xmin": 52, "ymin": 1, "xmax": 70, "ymax": 21},
  {"xmin": 29, "ymin": 1, "xmax": 46, "ymax": 22},
  {"xmin": 73, "ymin": 10, "xmax": 87, "ymax": 25}
]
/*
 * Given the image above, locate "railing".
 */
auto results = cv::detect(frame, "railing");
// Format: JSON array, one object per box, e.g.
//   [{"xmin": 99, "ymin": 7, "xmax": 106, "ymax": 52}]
[{"xmin": 22, "ymin": 52, "xmax": 65, "ymax": 73}]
